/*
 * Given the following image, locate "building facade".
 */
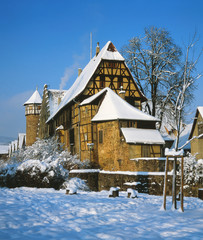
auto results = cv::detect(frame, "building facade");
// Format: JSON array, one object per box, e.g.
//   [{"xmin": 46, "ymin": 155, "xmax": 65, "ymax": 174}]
[
  {"xmin": 25, "ymin": 41, "xmax": 165, "ymax": 171},
  {"xmin": 189, "ymin": 107, "xmax": 203, "ymax": 159}
]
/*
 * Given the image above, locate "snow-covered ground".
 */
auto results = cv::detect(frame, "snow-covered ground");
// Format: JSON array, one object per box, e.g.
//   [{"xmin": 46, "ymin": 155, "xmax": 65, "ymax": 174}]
[{"xmin": 0, "ymin": 188, "xmax": 202, "ymax": 240}]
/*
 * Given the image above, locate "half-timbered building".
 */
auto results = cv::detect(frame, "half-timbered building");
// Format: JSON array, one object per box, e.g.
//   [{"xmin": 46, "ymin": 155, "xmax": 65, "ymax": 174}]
[{"xmin": 35, "ymin": 41, "xmax": 165, "ymax": 170}]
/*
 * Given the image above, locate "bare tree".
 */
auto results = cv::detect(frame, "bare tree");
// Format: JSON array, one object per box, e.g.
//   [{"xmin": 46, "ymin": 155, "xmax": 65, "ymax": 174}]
[
  {"xmin": 171, "ymin": 35, "xmax": 202, "ymax": 210},
  {"xmin": 174, "ymin": 35, "xmax": 202, "ymax": 151},
  {"xmin": 122, "ymin": 26, "xmax": 182, "ymax": 125}
]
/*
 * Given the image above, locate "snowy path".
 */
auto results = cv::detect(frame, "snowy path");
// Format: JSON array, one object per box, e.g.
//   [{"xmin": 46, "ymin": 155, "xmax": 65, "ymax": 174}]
[{"xmin": 0, "ymin": 188, "xmax": 202, "ymax": 239}]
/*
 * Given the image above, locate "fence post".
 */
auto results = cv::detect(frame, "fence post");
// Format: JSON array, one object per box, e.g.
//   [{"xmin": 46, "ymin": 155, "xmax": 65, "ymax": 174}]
[{"xmin": 163, "ymin": 156, "xmax": 169, "ymax": 210}]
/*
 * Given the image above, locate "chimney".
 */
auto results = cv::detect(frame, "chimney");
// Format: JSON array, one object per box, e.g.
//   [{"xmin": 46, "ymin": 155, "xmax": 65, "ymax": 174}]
[
  {"xmin": 58, "ymin": 97, "xmax": 61, "ymax": 105},
  {"xmin": 96, "ymin": 42, "xmax": 100, "ymax": 56},
  {"xmin": 119, "ymin": 86, "xmax": 126, "ymax": 100},
  {"xmin": 78, "ymin": 68, "xmax": 82, "ymax": 76}
]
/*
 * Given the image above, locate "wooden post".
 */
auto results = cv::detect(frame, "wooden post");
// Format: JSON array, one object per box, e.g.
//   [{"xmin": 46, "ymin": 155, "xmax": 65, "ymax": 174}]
[
  {"xmin": 181, "ymin": 156, "xmax": 184, "ymax": 212},
  {"xmin": 172, "ymin": 157, "xmax": 177, "ymax": 209},
  {"xmin": 163, "ymin": 156, "xmax": 169, "ymax": 210}
]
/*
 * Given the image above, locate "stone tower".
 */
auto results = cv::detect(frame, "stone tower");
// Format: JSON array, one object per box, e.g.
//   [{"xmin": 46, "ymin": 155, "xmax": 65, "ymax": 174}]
[{"xmin": 24, "ymin": 89, "xmax": 42, "ymax": 146}]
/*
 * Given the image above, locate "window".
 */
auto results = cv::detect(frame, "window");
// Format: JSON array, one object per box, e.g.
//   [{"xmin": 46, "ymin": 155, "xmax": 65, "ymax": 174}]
[
  {"xmin": 99, "ymin": 130, "xmax": 103, "ymax": 144},
  {"xmin": 108, "ymin": 62, "xmax": 118, "ymax": 68},
  {"xmin": 198, "ymin": 122, "xmax": 203, "ymax": 136},
  {"xmin": 127, "ymin": 121, "xmax": 134, "ymax": 127},
  {"xmin": 141, "ymin": 145, "xmax": 150, "ymax": 157},
  {"xmin": 69, "ymin": 128, "xmax": 74, "ymax": 145},
  {"xmin": 85, "ymin": 107, "xmax": 88, "ymax": 114}
]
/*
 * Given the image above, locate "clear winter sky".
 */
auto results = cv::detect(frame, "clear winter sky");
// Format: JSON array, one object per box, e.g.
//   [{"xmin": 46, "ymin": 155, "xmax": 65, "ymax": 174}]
[{"xmin": 0, "ymin": 0, "xmax": 203, "ymax": 139}]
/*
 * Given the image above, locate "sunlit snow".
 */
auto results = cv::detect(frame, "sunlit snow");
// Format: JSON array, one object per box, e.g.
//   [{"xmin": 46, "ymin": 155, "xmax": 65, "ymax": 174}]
[{"xmin": 0, "ymin": 187, "xmax": 202, "ymax": 239}]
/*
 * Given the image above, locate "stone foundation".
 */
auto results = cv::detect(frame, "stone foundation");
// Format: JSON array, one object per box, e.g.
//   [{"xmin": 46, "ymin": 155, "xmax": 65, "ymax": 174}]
[{"xmin": 69, "ymin": 170, "xmax": 175, "ymax": 196}]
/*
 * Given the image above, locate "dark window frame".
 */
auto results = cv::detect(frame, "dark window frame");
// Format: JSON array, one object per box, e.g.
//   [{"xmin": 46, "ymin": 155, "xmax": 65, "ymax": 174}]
[{"xmin": 99, "ymin": 130, "xmax": 103, "ymax": 144}]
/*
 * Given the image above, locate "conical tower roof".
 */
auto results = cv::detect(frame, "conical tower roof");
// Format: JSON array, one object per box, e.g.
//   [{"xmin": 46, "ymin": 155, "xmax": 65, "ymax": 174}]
[{"xmin": 24, "ymin": 89, "xmax": 42, "ymax": 105}]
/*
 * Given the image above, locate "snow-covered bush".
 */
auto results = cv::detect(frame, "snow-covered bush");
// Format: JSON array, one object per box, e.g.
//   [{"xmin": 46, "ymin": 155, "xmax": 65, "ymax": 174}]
[
  {"xmin": 0, "ymin": 137, "xmax": 90, "ymax": 189},
  {"xmin": 183, "ymin": 154, "xmax": 203, "ymax": 186}
]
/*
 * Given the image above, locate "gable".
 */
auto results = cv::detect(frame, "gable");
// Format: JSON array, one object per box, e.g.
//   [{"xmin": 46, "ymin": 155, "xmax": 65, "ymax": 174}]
[
  {"xmin": 47, "ymin": 41, "xmax": 147, "ymax": 123},
  {"xmin": 189, "ymin": 107, "xmax": 203, "ymax": 139},
  {"xmin": 83, "ymin": 60, "xmax": 146, "ymax": 102}
]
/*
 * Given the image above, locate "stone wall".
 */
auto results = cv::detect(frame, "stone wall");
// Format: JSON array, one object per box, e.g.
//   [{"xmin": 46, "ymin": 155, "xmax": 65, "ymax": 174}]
[
  {"xmin": 26, "ymin": 115, "xmax": 40, "ymax": 146},
  {"xmin": 69, "ymin": 170, "xmax": 174, "ymax": 196}
]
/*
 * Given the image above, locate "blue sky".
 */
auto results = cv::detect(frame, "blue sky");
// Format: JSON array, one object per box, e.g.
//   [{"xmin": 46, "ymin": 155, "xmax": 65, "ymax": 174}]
[{"xmin": 0, "ymin": 0, "xmax": 203, "ymax": 138}]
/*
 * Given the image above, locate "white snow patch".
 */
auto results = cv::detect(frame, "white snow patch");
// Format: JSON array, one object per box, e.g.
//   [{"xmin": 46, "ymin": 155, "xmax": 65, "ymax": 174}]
[
  {"xmin": 0, "ymin": 187, "xmax": 202, "ymax": 239},
  {"xmin": 124, "ymin": 181, "xmax": 141, "ymax": 186},
  {"xmin": 127, "ymin": 188, "xmax": 138, "ymax": 198},
  {"xmin": 165, "ymin": 148, "xmax": 184, "ymax": 156}
]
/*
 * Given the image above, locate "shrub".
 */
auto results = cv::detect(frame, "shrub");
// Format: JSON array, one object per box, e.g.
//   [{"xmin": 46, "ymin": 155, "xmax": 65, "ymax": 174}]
[{"xmin": 0, "ymin": 137, "xmax": 90, "ymax": 189}]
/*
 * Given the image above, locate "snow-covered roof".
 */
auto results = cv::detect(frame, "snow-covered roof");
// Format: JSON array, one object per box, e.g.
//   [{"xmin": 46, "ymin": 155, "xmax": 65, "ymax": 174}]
[
  {"xmin": 24, "ymin": 89, "xmax": 42, "ymax": 105},
  {"xmin": 81, "ymin": 87, "xmax": 159, "ymax": 122},
  {"xmin": 47, "ymin": 41, "xmax": 146, "ymax": 122},
  {"xmin": 48, "ymin": 89, "xmax": 67, "ymax": 116},
  {"xmin": 121, "ymin": 128, "xmax": 165, "ymax": 145},
  {"xmin": 197, "ymin": 106, "xmax": 203, "ymax": 117}
]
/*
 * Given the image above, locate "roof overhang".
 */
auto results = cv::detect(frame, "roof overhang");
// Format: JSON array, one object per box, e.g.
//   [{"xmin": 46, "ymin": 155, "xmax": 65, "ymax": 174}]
[{"xmin": 121, "ymin": 128, "xmax": 165, "ymax": 145}]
